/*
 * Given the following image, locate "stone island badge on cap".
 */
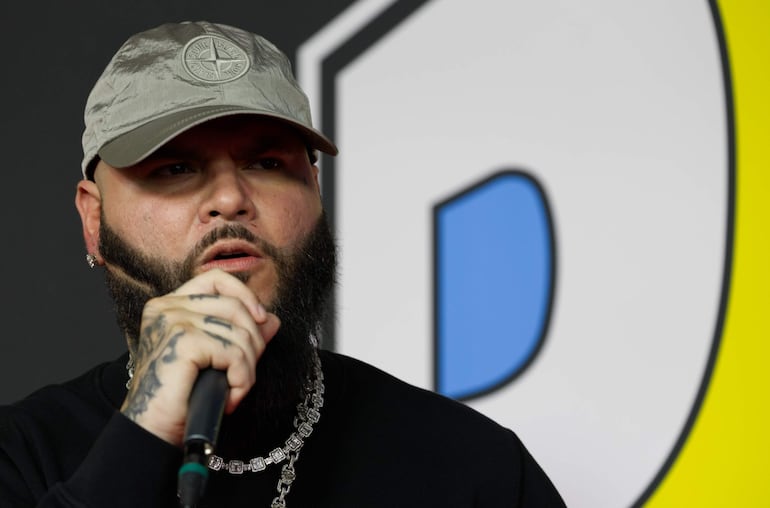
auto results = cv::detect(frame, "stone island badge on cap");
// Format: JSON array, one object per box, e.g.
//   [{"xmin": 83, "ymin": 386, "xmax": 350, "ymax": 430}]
[
  {"xmin": 182, "ymin": 34, "xmax": 250, "ymax": 83},
  {"xmin": 81, "ymin": 21, "xmax": 337, "ymax": 177}
]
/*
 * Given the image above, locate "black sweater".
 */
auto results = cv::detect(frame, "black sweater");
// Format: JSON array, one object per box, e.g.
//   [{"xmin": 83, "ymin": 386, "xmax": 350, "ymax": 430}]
[{"xmin": 0, "ymin": 350, "xmax": 565, "ymax": 507}]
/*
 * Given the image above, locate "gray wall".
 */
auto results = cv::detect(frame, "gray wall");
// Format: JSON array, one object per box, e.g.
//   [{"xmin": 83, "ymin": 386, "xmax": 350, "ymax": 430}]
[{"xmin": 0, "ymin": 0, "xmax": 355, "ymax": 404}]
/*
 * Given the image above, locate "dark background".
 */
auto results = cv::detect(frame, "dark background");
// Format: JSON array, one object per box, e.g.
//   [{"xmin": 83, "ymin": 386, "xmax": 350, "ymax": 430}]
[{"xmin": 0, "ymin": 1, "xmax": 357, "ymax": 404}]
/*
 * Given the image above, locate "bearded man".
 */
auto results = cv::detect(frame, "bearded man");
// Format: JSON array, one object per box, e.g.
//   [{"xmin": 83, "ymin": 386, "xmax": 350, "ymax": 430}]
[{"xmin": 0, "ymin": 21, "xmax": 565, "ymax": 508}]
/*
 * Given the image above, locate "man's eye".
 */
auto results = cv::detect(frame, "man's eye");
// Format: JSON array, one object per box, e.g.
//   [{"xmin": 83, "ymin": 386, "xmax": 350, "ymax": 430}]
[
  {"xmin": 152, "ymin": 163, "xmax": 196, "ymax": 177},
  {"xmin": 246, "ymin": 158, "xmax": 281, "ymax": 170}
]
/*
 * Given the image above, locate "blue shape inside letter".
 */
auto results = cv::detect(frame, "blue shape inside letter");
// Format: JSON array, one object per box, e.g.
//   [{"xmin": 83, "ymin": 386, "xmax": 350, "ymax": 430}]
[{"xmin": 435, "ymin": 171, "xmax": 554, "ymax": 400}]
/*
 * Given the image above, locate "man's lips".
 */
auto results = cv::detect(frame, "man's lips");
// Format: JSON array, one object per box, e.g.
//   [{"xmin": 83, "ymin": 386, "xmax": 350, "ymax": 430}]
[{"xmin": 198, "ymin": 240, "xmax": 265, "ymax": 273}]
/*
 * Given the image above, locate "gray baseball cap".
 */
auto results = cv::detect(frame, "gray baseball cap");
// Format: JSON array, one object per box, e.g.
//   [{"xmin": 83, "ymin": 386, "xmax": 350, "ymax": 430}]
[{"xmin": 81, "ymin": 21, "xmax": 337, "ymax": 178}]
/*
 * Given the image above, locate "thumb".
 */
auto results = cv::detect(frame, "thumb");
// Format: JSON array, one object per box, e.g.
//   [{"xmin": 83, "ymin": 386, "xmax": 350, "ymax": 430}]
[{"xmin": 259, "ymin": 313, "xmax": 281, "ymax": 343}]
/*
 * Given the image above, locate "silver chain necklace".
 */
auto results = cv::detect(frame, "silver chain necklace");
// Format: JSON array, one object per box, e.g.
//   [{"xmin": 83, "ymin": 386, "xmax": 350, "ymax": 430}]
[{"xmin": 125, "ymin": 351, "xmax": 324, "ymax": 508}]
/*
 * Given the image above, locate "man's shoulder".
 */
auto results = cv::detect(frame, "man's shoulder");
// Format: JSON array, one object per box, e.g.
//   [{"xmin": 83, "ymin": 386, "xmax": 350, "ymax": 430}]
[
  {"xmin": 0, "ymin": 355, "xmax": 125, "ymax": 437},
  {"xmin": 320, "ymin": 349, "xmax": 516, "ymax": 441},
  {"xmin": 314, "ymin": 350, "xmax": 567, "ymax": 506}
]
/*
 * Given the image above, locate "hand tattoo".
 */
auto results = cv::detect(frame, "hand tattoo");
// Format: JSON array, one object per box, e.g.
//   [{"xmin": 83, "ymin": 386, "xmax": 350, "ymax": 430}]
[
  {"xmin": 204, "ymin": 330, "xmax": 233, "ymax": 348},
  {"xmin": 123, "ymin": 315, "xmax": 171, "ymax": 421},
  {"xmin": 189, "ymin": 294, "xmax": 219, "ymax": 301},
  {"xmin": 123, "ymin": 358, "xmax": 162, "ymax": 421},
  {"xmin": 204, "ymin": 315, "xmax": 233, "ymax": 330}
]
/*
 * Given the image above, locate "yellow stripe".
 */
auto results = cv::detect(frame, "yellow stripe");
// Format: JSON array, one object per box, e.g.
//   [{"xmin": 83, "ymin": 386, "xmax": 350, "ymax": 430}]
[{"xmin": 646, "ymin": 1, "xmax": 770, "ymax": 506}]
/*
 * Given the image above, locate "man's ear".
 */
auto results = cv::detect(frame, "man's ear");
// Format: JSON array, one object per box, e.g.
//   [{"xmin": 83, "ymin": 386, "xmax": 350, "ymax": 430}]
[
  {"xmin": 75, "ymin": 180, "xmax": 102, "ymax": 264},
  {"xmin": 312, "ymin": 164, "xmax": 321, "ymax": 195}
]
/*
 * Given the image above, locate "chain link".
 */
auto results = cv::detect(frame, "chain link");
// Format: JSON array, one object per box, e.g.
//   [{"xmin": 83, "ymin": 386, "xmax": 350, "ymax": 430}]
[
  {"xmin": 127, "ymin": 343, "xmax": 323, "ymax": 508},
  {"xmin": 271, "ymin": 449, "xmax": 300, "ymax": 507},
  {"xmin": 211, "ymin": 351, "xmax": 323, "ymax": 507}
]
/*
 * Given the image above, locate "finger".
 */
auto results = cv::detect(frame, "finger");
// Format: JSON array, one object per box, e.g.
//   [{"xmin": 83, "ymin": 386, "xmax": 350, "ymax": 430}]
[
  {"xmin": 144, "ymin": 299, "xmax": 281, "ymax": 365},
  {"xmin": 121, "ymin": 319, "xmax": 283, "ymax": 445},
  {"xmin": 221, "ymin": 312, "xmax": 282, "ymax": 413},
  {"xmin": 171, "ymin": 269, "xmax": 267, "ymax": 323},
  {"xmin": 170, "ymin": 322, "xmax": 273, "ymax": 414},
  {"xmin": 145, "ymin": 309, "xmax": 280, "ymax": 411},
  {"xmin": 145, "ymin": 293, "xmax": 264, "ymax": 348},
  {"xmin": 258, "ymin": 312, "xmax": 281, "ymax": 344}
]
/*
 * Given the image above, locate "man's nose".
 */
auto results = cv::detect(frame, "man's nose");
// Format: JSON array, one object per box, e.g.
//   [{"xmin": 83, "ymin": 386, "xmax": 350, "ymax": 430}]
[{"xmin": 198, "ymin": 166, "xmax": 257, "ymax": 222}]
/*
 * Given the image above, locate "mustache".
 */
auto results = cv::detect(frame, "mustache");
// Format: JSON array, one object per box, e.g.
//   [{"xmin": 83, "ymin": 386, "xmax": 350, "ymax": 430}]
[{"xmin": 99, "ymin": 218, "xmax": 283, "ymax": 295}]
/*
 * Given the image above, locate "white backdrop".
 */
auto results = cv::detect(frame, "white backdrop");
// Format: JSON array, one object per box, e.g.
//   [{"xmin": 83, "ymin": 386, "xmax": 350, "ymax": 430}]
[{"xmin": 300, "ymin": 1, "xmax": 728, "ymax": 506}]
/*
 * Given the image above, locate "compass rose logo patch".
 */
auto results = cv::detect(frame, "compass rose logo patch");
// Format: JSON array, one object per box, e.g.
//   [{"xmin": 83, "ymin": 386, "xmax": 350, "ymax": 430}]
[{"xmin": 182, "ymin": 35, "xmax": 250, "ymax": 83}]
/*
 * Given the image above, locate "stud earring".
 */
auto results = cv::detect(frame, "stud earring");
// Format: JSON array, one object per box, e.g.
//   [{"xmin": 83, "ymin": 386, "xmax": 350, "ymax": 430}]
[{"xmin": 86, "ymin": 253, "xmax": 97, "ymax": 269}]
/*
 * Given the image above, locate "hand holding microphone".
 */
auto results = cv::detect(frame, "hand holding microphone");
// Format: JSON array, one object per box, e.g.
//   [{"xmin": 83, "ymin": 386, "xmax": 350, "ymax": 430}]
[{"xmin": 118, "ymin": 270, "xmax": 280, "ymax": 504}]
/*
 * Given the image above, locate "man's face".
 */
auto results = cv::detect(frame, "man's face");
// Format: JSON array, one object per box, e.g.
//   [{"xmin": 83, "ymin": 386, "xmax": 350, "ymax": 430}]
[
  {"xmin": 76, "ymin": 115, "xmax": 336, "ymax": 420},
  {"xmin": 88, "ymin": 115, "xmax": 324, "ymax": 309}
]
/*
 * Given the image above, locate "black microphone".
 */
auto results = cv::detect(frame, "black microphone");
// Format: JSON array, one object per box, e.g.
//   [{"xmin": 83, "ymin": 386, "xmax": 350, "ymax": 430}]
[{"xmin": 178, "ymin": 369, "xmax": 229, "ymax": 508}]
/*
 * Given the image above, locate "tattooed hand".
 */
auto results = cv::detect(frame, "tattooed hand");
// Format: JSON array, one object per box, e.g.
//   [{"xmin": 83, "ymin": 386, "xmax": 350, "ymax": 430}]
[{"xmin": 121, "ymin": 269, "xmax": 281, "ymax": 447}]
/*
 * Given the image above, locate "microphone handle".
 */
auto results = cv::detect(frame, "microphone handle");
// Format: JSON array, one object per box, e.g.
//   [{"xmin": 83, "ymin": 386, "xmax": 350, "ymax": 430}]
[
  {"xmin": 178, "ymin": 368, "xmax": 229, "ymax": 508},
  {"xmin": 184, "ymin": 369, "xmax": 229, "ymax": 446}
]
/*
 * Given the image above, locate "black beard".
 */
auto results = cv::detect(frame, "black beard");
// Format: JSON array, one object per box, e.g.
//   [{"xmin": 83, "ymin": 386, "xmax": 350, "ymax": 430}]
[{"xmin": 99, "ymin": 212, "xmax": 337, "ymax": 437}]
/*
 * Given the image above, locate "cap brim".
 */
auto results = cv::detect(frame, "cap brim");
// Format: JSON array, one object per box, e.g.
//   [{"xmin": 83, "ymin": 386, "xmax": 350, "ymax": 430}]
[{"xmin": 98, "ymin": 105, "xmax": 338, "ymax": 168}]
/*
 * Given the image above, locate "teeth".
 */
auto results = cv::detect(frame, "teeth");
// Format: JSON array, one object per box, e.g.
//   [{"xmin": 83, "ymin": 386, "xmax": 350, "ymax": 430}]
[{"xmin": 215, "ymin": 252, "xmax": 247, "ymax": 260}]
